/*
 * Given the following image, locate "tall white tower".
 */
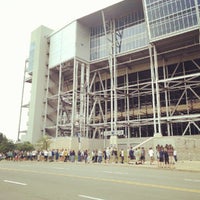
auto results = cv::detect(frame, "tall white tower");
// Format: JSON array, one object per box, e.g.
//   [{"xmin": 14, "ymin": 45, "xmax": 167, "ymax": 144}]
[{"xmin": 19, "ymin": 26, "xmax": 53, "ymax": 143}]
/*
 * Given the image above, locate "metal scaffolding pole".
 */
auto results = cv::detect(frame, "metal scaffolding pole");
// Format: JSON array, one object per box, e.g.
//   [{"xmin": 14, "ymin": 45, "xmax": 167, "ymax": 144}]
[
  {"xmin": 194, "ymin": 0, "xmax": 200, "ymax": 42},
  {"xmin": 113, "ymin": 19, "xmax": 118, "ymax": 135},
  {"xmin": 17, "ymin": 59, "xmax": 29, "ymax": 141},
  {"xmin": 80, "ymin": 63, "xmax": 85, "ymax": 137},
  {"xmin": 56, "ymin": 63, "xmax": 62, "ymax": 137},
  {"xmin": 71, "ymin": 60, "xmax": 79, "ymax": 137},
  {"xmin": 86, "ymin": 64, "xmax": 90, "ymax": 138},
  {"xmin": 126, "ymin": 68, "xmax": 130, "ymax": 139},
  {"xmin": 153, "ymin": 45, "xmax": 162, "ymax": 135},
  {"xmin": 149, "ymin": 44, "xmax": 162, "ymax": 136},
  {"xmin": 149, "ymin": 44, "xmax": 157, "ymax": 135},
  {"xmin": 101, "ymin": 10, "xmax": 116, "ymax": 134},
  {"xmin": 163, "ymin": 60, "xmax": 171, "ymax": 136}
]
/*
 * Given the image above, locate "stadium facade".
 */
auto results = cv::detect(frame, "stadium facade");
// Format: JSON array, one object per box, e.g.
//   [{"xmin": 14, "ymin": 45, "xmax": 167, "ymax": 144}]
[{"xmin": 18, "ymin": 0, "xmax": 200, "ymax": 148}]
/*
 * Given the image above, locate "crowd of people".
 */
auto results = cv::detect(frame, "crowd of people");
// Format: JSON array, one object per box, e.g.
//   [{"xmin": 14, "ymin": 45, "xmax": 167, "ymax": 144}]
[
  {"xmin": 128, "ymin": 144, "xmax": 177, "ymax": 168},
  {"xmin": 0, "ymin": 148, "xmax": 125, "ymax": 164},
  {"xmin": 155, "ymin": 144, "xmax": 177, "ymax": 168},
  {"xmin": 0, "ymin": 144, "xmax": 177, "ymax": 168}
]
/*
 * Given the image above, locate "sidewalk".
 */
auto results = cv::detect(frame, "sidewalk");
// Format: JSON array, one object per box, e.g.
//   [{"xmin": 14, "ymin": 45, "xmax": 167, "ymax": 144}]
[
  {"xmin": 1, "ymin": 159, "xmax": 199, "ymax": 172},
  {"xmin": 130, "ymin": 160, "xmax": 200, "ymax": 172},
  {"xmin": 174, "ymin": 160, "xmax": 200, "ymax": 172}
]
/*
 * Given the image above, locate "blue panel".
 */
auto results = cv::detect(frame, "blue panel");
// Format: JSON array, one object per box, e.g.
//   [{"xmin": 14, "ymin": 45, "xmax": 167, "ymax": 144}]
[{"xmin": 27, "ymin": 42, "xmax": 35, "ymax": 73}]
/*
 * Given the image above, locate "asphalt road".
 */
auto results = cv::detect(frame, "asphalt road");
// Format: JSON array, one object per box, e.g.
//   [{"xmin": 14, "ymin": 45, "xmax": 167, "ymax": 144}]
[{"xmin": 0, "ymin": 161, "xmax": 200, "ymax": 200}]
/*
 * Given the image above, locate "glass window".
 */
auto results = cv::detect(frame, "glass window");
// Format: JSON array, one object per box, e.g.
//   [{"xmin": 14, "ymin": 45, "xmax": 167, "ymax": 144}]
[
  {"xmin": 176, "ymin": 0, "xmax": 182, "ymax": 12},
  {"xmin": 91, "ymin": 10, "xmax": 148, "ymax": 60},
  {"xmin": 160, "ymin": 5, "xmax": 164, "ymax": 17},
  {"xmin": 148, "ymin": 8, "xmax": 153, "ymax": 21},
  {"xmin": 183, "ymin": 15, "xmax": 189, "ymax": 28},
  {"xmin": 168, "ymin": 2, "xmax": 173, "ymax": 15},
  {"xmin": 172, "ymin": 2, "xmax": 177, "ymax": 13},
  {"xmin": 174, "ymin": 18, "xmax": 180, "ymax": 31},
  {"xmin": 172, "ymin": 19, "xmax": 177, "ymax": 32},
  {"xmin": 189, "ymin": 0, "xmax": 195, "ymax": 7},
  {"xmin": 166, "ymin": 21, "xmax": 171, "ymax": 33},
  {"xmin": 146, "ymin": 0, "xmax": 199, "ymax": 40},
  {"xmin": 181, "ymin": 0, "xmax": 186, "ymax": 10},
  {"xmin": 163, "ymin": 3, "xmax": 169, "ymax": 16},
  {"xmin": 191, "ymin": 12, "xmax": 197, "ymax": 26},
  {"xmin": 179, "ymin": 17, "xmax": 184, "ymax": 29}
]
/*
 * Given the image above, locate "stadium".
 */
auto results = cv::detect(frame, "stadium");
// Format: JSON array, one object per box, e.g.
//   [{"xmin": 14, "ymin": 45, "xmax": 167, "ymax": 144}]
[{"xmin": 18, "ymin": 0, "xmax": 200, "ymax": 159}]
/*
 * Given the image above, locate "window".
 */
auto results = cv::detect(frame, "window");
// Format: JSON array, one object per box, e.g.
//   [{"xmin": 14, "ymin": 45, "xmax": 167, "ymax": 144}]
[{"xmin": 145, "ymin": 0, "xmax": 198, "ymax": 40}]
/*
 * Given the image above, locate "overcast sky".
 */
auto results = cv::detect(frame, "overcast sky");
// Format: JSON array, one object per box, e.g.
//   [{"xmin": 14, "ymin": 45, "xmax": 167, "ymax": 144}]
[{"xmin": 0, "ymin": 0, "xmax": 122, "ymax": 141}]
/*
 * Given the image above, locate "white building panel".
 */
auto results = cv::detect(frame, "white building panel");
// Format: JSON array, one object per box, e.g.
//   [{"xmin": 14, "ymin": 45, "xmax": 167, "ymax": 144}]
[
  {"xmin": 49, "ymin": 21, "xmax": 76, "ymax": 68},
  {"xmin": 76, "ymin": 22, "xmax": 90, "ymax": 61}
]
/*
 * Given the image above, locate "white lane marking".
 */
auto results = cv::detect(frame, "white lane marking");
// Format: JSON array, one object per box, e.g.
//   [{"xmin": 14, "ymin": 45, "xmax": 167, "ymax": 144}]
[
  {"xmin": 4, "ymin": 180, "xmax": 27, "ymax": 186},
  {"xmin": 51, "ymin": 167, "xmax": 66, "ymax": 170},
  {"xmin": 103, "ymin": 171, "xmax": 128, "ymax": 175},
  {"xmin": 79, "ymin": 195, "xmax": 105, "ymax": 200},
  {"xmin": 184, "ymin": 179, "xmax": 200, "ymax": 183}
]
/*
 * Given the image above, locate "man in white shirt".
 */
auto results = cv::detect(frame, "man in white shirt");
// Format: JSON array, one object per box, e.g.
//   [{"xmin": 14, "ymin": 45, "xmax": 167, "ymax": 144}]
[{"xmin": 148, "ymin": 147, "xmax": 154, "ymax": 165}]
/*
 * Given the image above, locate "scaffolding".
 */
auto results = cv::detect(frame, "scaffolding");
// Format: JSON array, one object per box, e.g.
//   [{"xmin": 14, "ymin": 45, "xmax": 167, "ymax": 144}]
[
  {"xmin": 43, "ymin": 45, "xmax": 200, "ymax": 140},
  {"xmin": 18, "ymin": 59, "xmax": 30, "ymax": 141}
]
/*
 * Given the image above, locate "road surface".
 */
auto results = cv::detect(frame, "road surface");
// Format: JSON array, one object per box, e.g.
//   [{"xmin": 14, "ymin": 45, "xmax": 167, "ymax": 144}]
[{"xmin": 0, "ymin": 161, "xmax": 200, "ymax": 200}]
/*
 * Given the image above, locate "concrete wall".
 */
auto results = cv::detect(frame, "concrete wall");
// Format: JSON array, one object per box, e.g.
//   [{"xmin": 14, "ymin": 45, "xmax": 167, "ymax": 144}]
[
  {"xmin": 118, "ymin": 136, "xmax": 200, "ymax": 161},
  {"xmin": 170, "ymin": 136, "xmax": 200, "ymax": 161},
  {"xmin": 50, "ymin": 135, "xmax": 200, "ymax": 161},
  {"xmin": 50, "ymin": 137, "xmax": 107, "ymax": 151}
]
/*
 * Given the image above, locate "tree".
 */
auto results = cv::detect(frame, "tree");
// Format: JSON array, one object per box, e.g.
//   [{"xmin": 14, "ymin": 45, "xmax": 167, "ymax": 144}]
[
  {"xmin": 0, "ymin": 133, "xmax": 15, "ymax": 154},
  {"xmin": 35, "ymin": 136, "xmax": 51, "ymax": 150},
  {"xmin": 15, "ymin": 141, "xmax": 35, "ymax": 152},
  {"xmin": 0, "ymin": 132, "xmax": 3, "ymax": 142},
  {"xmin": 0, "ymin": 132, "xmax": 7, "ymax": 144}
]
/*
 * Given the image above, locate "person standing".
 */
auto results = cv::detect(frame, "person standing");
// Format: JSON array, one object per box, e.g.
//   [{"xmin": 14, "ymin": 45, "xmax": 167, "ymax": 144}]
[
  {"xmin": 173, "ymin": 149, "xmax": 177, "ymax": 162},
  {"xmin": 84, "ymin": 149, "xmax": 88, "ymax": 163},
  {"xmin": 168, "ymin": 145, "xmax": 175, "ymax": 168},
  {"xmin": 113, "ymin": 148, "xmax": 118, "ymax": 163},
  {"xmin": 120, "ymin": 149, "xmax": 124, "ymax": 164},
  {"xmin": 141, "ymin": 147, "xmax": 146, "ymax": 164},
  {"xmin": 148, "ymin": 147, "xmax": 154, "ymax": 165},
  {"xmin": 159, "ymin": 146, "xmax": 165, "ymax": 168},
  {"xmin": 164, "ymin": 147, "xmax": 169, "ymax": 168},
  {"xmin": 135, "ymin": 148, "xmax": 141, "ymax": 165},
  {"xmin": 103, "ymin": 148, "xmax": 107, "ymax": 163},
  {"xmin": 129, "ymin": 147, "xmax": 134, "ymax": 162},
  {"xmin": 63, "ymin": 149, "xmax": 68, "ymax": 162},
  {"xmin": 43, "ymin": 150, "xmax": 48, "ymax": 161},
  {"xmin": 55, "ymin": 149, "xmax": 59, "ymax": 162},
  {"xmin": 106, "ymin": 147, "xmax": 111, "ymax": 163},
  {"xmin": 97, "ymin": 149, "xmax": 103, "ymax": 163}
]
